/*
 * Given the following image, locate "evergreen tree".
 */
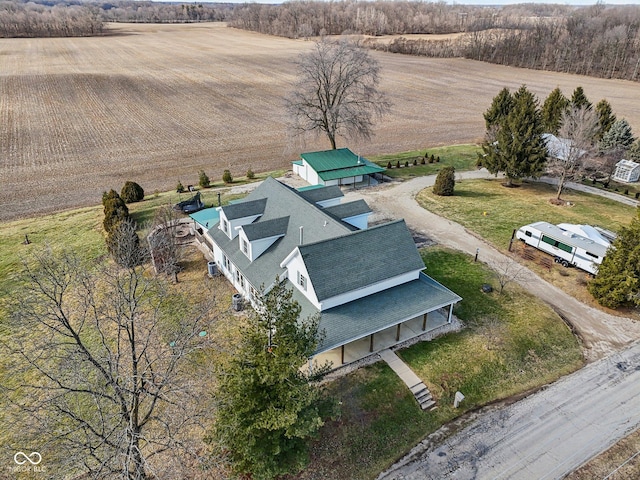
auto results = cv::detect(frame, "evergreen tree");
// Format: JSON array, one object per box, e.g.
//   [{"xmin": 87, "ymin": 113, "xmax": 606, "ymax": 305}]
[
  {"xmin": 198, "ymin": 169, "xmax": 210, "ymax": 188},
  {"xmin": 222, "ymin": 169, "xmax": 233, "ymax": 184},
  {"xmin": 120, "ymin": 181, "xmax": 144, "ymax": 203},
  {"xmin": 483, "ymin": 87, "xmax": 513, "ymax": 131},
  {"xmin": 599, "ymin": 119, "xmax": 635, "ymax": 154},
  {"xmin": 480, "ymin": 85, "xmax": 547, "ymax": 186},
  {"xmin": 106, "ymin": 218, "xmax": 146, "ymax": 268},
  {"xmin": 588, "ymin": 208, "xmax": 640, "ymax": 308},
  {"xmin": 570, "ymin": 86, "xmax": 592, "ymax": 111},
  {"xmin": 628, "ymin": 140, "xmax": 640, "ymax": 162},
  {"xmin": 102, "ymin": 189, "xmax": 129, "ymax": 233},
  {"xmin": 541, "ymin": 87, "xmax": 568, "ymax": 135},
  {"xmin": 433, "ymin": 166, "xmax": 455, "ymax": 196},
  {"xmin": 212, "ymin": 280, "xmax": 334, "ymax": 479},
  {"xmin": 595, "ymin": 99, "xmax": 616, "ymax": 141}
]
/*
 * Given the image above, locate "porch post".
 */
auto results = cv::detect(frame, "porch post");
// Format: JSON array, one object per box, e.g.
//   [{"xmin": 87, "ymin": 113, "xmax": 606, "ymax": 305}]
[
  {"xmin": 422, "ymin": 312, "xmax": 428, "ymax": 331},
  {"xmin": 341, "ymin": 344, "xmax": 345, "ymax": 365},
  {"xmin": 396, "ymin": 323, "xmax": 401, "ymax": 342},
  {"xmin": 369, "ymin": 334, "xmax": 374, "ymax": 352},
  {"xmin": 448, "ymin": 304, "xmax": 453, "ymax": 324}
]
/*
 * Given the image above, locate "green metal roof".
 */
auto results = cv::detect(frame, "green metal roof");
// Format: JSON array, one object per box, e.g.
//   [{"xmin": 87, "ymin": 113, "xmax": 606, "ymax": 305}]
[
  {"xmin": 242, "ymin": 216, "xmax": 289, "ymax": 241},
  {"xmin": 300, "ymin": 148, "xmax": 386, "ymax": 181},
  {"xmin": 189, "ymin": 207, "xmax": 220, "ymax": 229},
  {"xmin": 298, "ymin": 220, "xmax": 424, "ymax": 301}
]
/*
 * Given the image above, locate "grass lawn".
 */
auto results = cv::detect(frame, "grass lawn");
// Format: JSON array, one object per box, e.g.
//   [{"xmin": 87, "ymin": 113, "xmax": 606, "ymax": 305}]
[
  {"xmin": 370, "ymin": 144, "xmax": 479, "ymax": 179},
  {"xmin": 416, "ymin": 178, "xmax": 635, "ymax": 252},
  {"xmin": 415, "ymin": 178, "xmax": 637, "ymax": 309},
  {"xmin": 298, "ymin": 248, "xmax": 583, "ymax": 480}
]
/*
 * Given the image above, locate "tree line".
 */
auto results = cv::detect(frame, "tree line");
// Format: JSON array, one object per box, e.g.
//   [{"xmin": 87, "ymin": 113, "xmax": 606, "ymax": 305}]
[
  {"xmin": 0, "ymin": 0, "xmax": 234, "ymax": 38},
  {"xmin": 367, "ymin": 4, "xmax": 640, "ymax": 82}
]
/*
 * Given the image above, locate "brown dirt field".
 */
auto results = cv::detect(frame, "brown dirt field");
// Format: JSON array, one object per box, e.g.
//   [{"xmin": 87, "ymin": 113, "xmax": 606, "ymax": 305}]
[{"xmin": 2, "ymin": 22, "xmax": 640, "ymax": 222}]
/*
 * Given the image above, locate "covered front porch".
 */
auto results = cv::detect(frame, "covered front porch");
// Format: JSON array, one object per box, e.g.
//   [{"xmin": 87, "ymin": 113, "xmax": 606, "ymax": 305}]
[{"xmin": 312, "ymin": 305, "xmax": 454, "ymax": 368}]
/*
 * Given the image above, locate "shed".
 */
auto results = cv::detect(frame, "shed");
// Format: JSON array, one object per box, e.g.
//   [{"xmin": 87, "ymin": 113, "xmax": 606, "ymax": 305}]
[
  {"xmin": 292, "ymin": 148, "xmax": 386, "ymax": 186},
  {"xmin": 612, "ymin": 159, "xmax": 640, "ymax": 183}
]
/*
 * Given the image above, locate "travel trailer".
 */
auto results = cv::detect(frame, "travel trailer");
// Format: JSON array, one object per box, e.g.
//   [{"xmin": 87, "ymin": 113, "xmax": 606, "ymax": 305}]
[{"xmin": 515, "ymin": 222, "xmax": 611, "ymax": 275}]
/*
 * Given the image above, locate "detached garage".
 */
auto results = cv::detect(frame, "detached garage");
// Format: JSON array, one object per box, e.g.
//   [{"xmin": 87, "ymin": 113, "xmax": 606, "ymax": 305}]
[{"xmin": 293, "ymin": 148, "xmax": 386, "ymax": 186}]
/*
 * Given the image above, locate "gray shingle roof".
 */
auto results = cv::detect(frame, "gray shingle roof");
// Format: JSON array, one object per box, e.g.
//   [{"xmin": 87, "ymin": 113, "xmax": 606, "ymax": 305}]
[
  {"xmin": 221, "ymin": 198, "xmax": 267, "ymax": 220},
  {"xmin": 297, "ymin": 185, "xmax": 344, "ymax": 204},
  {"xmin": 242, "ymin": 216, "xmax": 289, "ymax": 241},
  {"xmin": 323, "ymin": 200, "xmax": 372, "ymax": 220},
  {"xmin": 210, "ymin": 178, "xmax": 352, "ymax": 291},
  {"xmin": 290, "ymin": 273, "xmax": 462, "ymax": 354},
  {"xmin": 298, "ymin": 220, "xmax": 425, "ymax": 301}
]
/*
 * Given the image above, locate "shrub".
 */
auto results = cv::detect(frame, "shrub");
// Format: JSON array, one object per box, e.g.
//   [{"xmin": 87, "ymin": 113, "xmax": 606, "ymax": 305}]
[
  {"xmin": 431, "ymin": 154, "xmax": 436, "ymax": 162},
  {"xmin": 428, "ymin": 156, "xmax": 434, "ymax": 164},
  {"xmin": 625, "ymin": 189, "xmax": 629, "ymax": 195},
  {"xmin": 413, "ymin": 158, "xmax": 417, "ymax": 166},
  {"xmin": 176, "ymin": 181, "xmax": 185, "ymax": 193},
  {"xmin": 246, "ymin": 168, "xmax": 255, "ymax": 180},
  {"xmin": 102, "ymin": 189, "xmax": 129, "ymax": 233},
  {"xmin": 198, "ymin": 170, "xmax": 210, "ymax": 188},
  {"xmin": 387, "ymin": 161, "xmax": 392, "ymax": 168},
  {"xmin": 635, "ymin": 192, "xmax": 639, "ymax": 199},
  {"xmin": 222, "ymin": 169, "xmax": 233, "ymax": 184},
  {"xmin": 436, "ymin": 156, "xmax": 440, "ymax": 163},
  {"xmin": 421, "ymin": 157, "xmax": 426, "ymax": 165},
  {"xmin": 396, "ymin": 161, "xmax": 400, "ymax": 168},
  {"xmin": 405, "ymin": 161, "xmax": 409, "ymax": 167},
  {"xmin": 121, "ymin": 181, "xmax": 144, "ymax": 204},
  {"xmin": 433, "ymin": 166, "xmax": 455, "ymax": 196},
  {"xmin": 424, "ymin": 151, "xmax": 429, "ymax": 159}
]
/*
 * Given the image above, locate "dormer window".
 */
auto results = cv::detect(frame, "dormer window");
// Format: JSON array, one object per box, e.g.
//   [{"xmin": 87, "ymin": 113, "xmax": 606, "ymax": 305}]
[
  {"xmin": 222, "ymin": 219, "xmax": 229, "ymax": 235},
  {"xmin": 241, "ymin": 239, "xmax": 249, "ymax": 257}
]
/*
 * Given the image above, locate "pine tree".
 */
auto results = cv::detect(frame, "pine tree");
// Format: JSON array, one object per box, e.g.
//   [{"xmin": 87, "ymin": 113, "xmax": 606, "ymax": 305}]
[
  {"xmin": 595, "ymin": 99, "xmax": 616, "ymax": 141},
  {"xmin": 102, "ymin": 189, "xmax": 129, "ymax": 233},
  {"xmin": 433, "ymin": 166, "xmax": 455, "ymax": 196},
  {"xmin": 541, "ymin": 87, "xmax": 568, "ymax": 135},
  {"xmin": 588, "ymin": 208, "xmax": 640, "ymax": 308},
  {"xmin": 212, "ymin": 280, "xmax": 334, "ymax": 479},
  {"xmin": 481, "ymin": 85, "xmax": 547, "ymax": 186},
  {"xmin": 570, "ymin": 86, "xmax": 592, "ymax": 111},
  {"xmin": 599, "ymin": 119, "xmax": 635, "ymax": 154},
  {"xmin": 628, "ymin": 140, "xmax": 640, "ymax": 162},
  {"xmin": 483, "ymin": 87, "xmax": 513, "ymax": 130}
]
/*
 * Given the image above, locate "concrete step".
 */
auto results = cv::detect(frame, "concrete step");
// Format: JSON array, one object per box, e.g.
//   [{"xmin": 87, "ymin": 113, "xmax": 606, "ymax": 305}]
[
  {"xmin": 420, "ymin": 399, "xmax": 436, "ymax": 410},
  {"xmin": 410, "ymin": 382, "xmax": 426, "ymax": 395},
  {"xmin": 415, "ymin": 391, "xmax": 432, "ymax": 403}
]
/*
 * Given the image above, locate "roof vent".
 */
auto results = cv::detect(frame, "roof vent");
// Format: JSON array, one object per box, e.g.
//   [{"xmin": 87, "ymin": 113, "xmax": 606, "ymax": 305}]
[{"xmin": 299, "ymin": 226, "xmax": 304, "ymax": 245}]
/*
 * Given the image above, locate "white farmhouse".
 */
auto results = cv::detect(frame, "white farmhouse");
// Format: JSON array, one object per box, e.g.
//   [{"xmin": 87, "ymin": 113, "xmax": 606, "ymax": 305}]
[{"xmin": 199, "ymin": 177, "xmax": 461, "ymax": 366}]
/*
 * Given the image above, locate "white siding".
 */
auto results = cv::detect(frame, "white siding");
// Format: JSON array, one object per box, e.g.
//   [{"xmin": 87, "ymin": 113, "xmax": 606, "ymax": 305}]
[
  {"xmin": 280, "ymin": 249, "xmax": 321, "ymax": 309},
  {"xmin": 341, "ymin": 213, "xmax": 370, "ymax": 230},
  {"xmin": 316, "ymin": 197, "xmax": 342, "ymax": 208},
  {"xmin": 320, "ymin": 270, "xmax": 422, "ymax": 310}
]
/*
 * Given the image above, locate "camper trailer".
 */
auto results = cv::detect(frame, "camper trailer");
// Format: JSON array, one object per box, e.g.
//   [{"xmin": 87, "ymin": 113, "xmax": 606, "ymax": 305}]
[{"xmin": 515, "ymin": 222, "xmax": 610, "ymax": 275}]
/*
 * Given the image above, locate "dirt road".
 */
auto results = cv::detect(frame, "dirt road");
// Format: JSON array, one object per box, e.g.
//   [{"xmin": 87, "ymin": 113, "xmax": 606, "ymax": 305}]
[{"xmin": 344, "ymin": 171, "xmax": 640, "ymax": 362}]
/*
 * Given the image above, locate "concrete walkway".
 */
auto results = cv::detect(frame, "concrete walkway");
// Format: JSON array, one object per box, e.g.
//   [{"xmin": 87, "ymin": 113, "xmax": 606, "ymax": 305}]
[{"xmin": 379, "ymin": 349, "xmax": 435, "ymax": 410}]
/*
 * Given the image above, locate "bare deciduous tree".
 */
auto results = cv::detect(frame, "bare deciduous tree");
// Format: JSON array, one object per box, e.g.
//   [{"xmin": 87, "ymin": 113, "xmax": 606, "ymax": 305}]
[
  {"xmin": 1, "ymin": 249, "xmax": 221, "ymax": 479},
  {"xmin": 489, "ymin": 257, "xmax": 530, "ymax": 294},
  {"xmin": 147, "ymin": 205, "xmax": 183, "ymax": 282},
  {"xmin": 286, "ymin": 39, "xmax": 390, "ymax": 150},
  {"xmin": 550, "ymin": 106, "xmax": 598, "ymax": 200}
]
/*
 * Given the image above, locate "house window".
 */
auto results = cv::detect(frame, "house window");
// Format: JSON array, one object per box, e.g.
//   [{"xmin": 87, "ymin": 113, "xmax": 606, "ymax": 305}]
[
  {"xmin": 222, "ymin": 219, "xmax": 229, "ymax": 235},
  {"xmin": 297, "ymin": 272, "xmax": 307, "ymax": 291},
  {"xmin": 223, "ymin": 254, "xmax": 231, "ymax": 272},
  {"xmin": 242, "ymin": 239, "xmax": 249, "ymax": 256}
]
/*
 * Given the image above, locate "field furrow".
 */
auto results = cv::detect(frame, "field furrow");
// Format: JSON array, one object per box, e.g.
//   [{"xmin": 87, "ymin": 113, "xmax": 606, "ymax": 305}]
[{"xmin": 1, "ymin": 22, "xmax": 639, "ymax": 221}]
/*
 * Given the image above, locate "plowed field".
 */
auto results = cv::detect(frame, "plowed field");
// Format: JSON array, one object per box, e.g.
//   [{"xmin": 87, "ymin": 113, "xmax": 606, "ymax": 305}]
[{"xmin": 2, "ymin": 22, "xmax": 639, "ymax": 221}]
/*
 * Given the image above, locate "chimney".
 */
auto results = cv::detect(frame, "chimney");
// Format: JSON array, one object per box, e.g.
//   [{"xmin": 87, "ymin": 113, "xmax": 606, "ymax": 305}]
[{"xmin": 299, "ymin": 226, "xmax": 304, "ymax": 245}]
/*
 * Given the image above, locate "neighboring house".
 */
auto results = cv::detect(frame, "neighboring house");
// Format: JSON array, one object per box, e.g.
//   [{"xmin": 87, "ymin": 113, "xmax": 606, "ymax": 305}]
[
  {"xmin": 542, "ymin": 134, "xmax": 586, "ymax": 162},
  {"xmin": 612, "ymin": 159, "xmax": 640, "ymax": 183},
  {"xmin": 292, "ymin": 148, "xmax": 386, "ymax": 186},
  {"xmin": 200, "ymin": 177, "xmax": 461, "ymax": 366}
]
